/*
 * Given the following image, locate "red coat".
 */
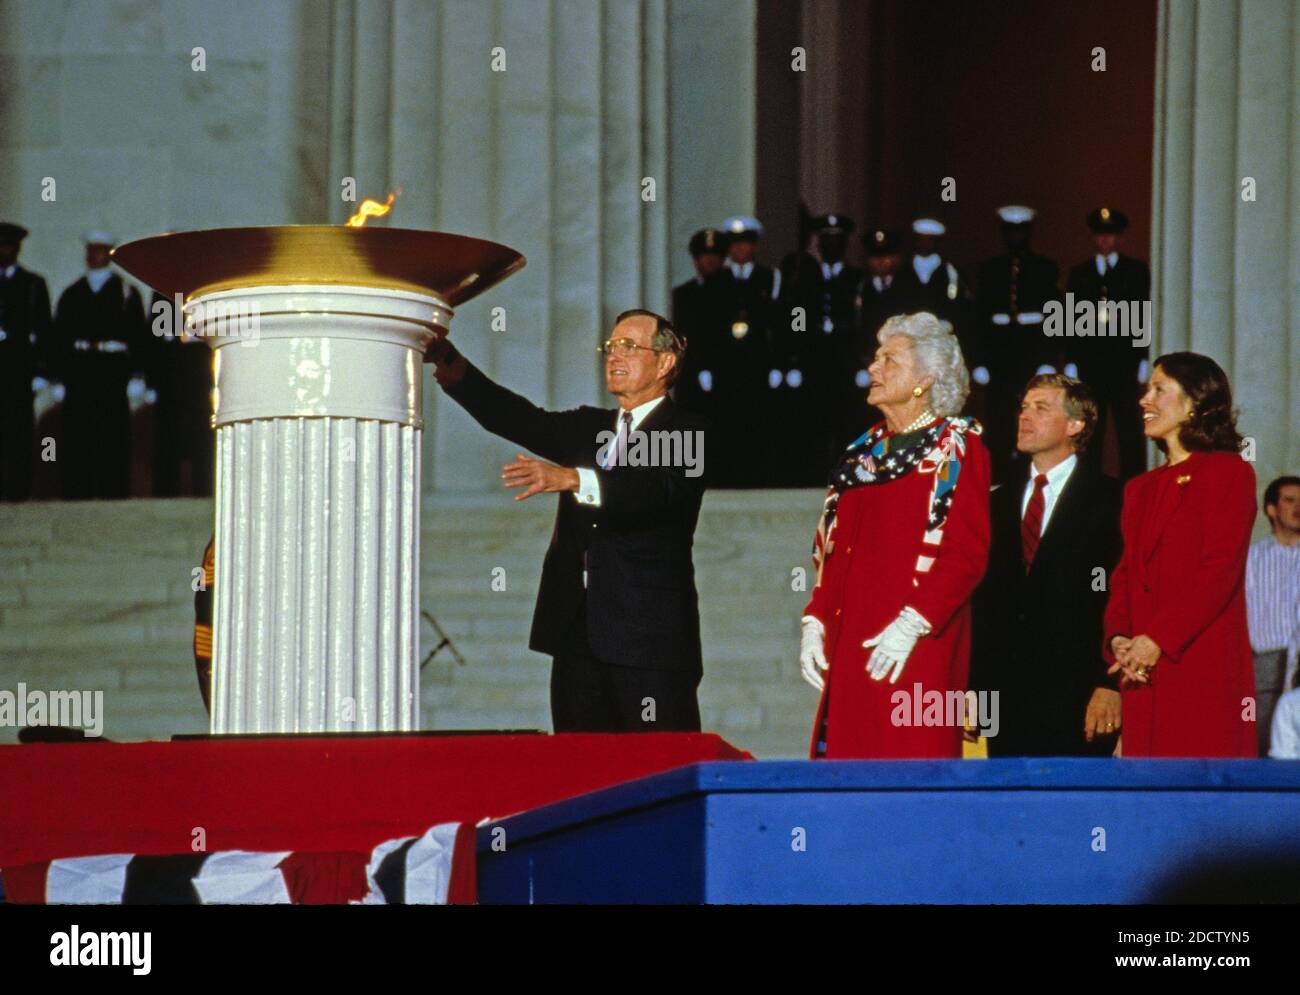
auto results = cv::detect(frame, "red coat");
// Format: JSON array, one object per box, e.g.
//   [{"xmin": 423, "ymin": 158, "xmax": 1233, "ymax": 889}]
[
  {"xmin": 804, "ymin": 427, "xmax": 991, "ymax": 758},
  {"xmin": 1103, "ymin": 450, "xmax": 1257, "ymax": 757}
]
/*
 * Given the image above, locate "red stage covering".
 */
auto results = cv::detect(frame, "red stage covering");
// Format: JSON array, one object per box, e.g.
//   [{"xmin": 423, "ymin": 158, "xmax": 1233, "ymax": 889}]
[{"xmin": 0, "ymin": 733, "xmax": 750, "ymax": 868}]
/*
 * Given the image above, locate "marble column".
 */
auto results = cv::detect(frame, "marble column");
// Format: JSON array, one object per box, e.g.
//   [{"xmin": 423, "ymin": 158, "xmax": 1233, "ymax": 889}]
[
  {"xmin": 321, "ymin": 0, "xmax": 756, "ymax": 492},
  {"xmin": 1152, "ymin": 0, "xmax": 1299, "ymax": 486}
]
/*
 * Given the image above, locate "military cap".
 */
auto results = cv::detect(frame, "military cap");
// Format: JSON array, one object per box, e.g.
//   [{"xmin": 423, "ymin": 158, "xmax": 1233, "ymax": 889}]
[
  {"xmin": 1086, "ymin": 207, "xmax": 1128, "ymax": 234},
  {"xmin": 813, "ymin": 214, "xmax": 855, "ymax": 235},
  {"xmin": 996, "ymin": 205, "xmax": 1037, "ymax": 225},
  {"xmin": 864, "ymin": 227, "xmax": 902, "ymax": 255},
  {"xmin": 721, "ymin": 215, "xmax": 763, "ymax": 239},
  {"xmin": 688, "ymin": 227, "xmax": 726, "ymax": 257},
  {"xmin": 0, "ymin": 222, "xmax": 30, "ymax": 244}
]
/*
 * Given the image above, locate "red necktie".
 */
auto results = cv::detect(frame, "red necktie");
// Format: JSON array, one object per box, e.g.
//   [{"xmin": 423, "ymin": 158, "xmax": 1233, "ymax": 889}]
[{"xmin": 1021, "ymin": 473, "xmax": 1048, "ymax": 570}]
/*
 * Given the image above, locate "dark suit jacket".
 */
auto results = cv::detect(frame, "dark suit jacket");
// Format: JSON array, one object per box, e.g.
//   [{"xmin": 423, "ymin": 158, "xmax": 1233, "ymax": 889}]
[
  {"xmin": 445, "ymin": 361, "xmax": 708, "ymax": 675},
  {"xmin": 971, "ymin": 457, "xmax": 1123, "ymax": 755}
]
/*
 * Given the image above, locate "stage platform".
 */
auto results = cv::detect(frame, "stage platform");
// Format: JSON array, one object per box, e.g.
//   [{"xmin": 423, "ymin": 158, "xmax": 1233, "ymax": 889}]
[
  {"xmin": 0, "ymin": 733, "xmax": 749, "ymax": 870},
  {"xmin": 476, "ymin": 758, "xmax": 1300, "ymax": 903}
]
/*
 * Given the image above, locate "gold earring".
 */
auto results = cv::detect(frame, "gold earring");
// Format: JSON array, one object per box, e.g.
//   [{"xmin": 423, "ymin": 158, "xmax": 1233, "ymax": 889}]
[{"xmin": 911, "ymin": 386, "xmax": 924, "ymax": 397}]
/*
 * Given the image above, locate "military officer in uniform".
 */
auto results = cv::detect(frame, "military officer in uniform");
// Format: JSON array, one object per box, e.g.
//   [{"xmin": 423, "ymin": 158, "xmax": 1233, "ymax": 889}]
[
  {"xmin": 898, "ymin": 217, "xmax": 969, "ymax": 324},
  {"xmin": 1066, "ymin": 207, "xmax": 1151, "ymax": 480},
  {"xmin": 0, "ymin": 223, "xmax": 52, "ymax": 501},
  {"xmin": 147, "ymin": 291, "xmax": 215, "ymax": 496},
  {"xmin": 773, "ymin": 214, "xmax": 862, "ymax": 483},
  {"xmin": 714, "ymin": 215, "xmax": 778, "ymax": 487},
  {"xmin": 974, "ymin": 206, "xmax": 1061, "ymax": 482},
  {"xmin": 52, "ymin": 232, "xmax": 148, "ymax": 499},
  {"xmin": 671, "ymin": 228, "xmax": 731, "ymax": 424}
]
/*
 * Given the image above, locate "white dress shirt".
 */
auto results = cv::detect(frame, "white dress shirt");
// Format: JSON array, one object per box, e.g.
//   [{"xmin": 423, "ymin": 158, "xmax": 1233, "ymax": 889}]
[
  {"xmin": 1246, "ymin": 536, "xmax": 1300, "ymax": 653},
  {"xmin": 820, "ymin": 261, "xmax": 843, "ymax": 281},
  {"xmin": 1094, "ymin": 252, "xmax": 1119, "ymax": 276},
  {"xmin": 727, "ymin": 260, "xmax": 753, "ymax": 281},
  {"xmin": 575, "ymin": 395, "xmax": 667, "ymax": 507},
  {"xmin": 1020, "ymin": 453, "xmax": 1077, "ymax": 536},
  {"xmin": 1270, "ymin": 688, "xmax": 1300, "ymax": 758}
]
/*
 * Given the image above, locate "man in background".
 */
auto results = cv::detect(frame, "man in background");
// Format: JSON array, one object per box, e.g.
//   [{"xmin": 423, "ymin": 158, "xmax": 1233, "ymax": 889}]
[
  {"xmin": 52, "ymin": 232, "xmax": 147, "ymax": 499},
  {"xmin": 0, "ymin": 222, "xmax": 52, "ymax": 501},
  {"xmin": 1246, "ymin": 475, "xmax": 1300, "ymax": 755}
]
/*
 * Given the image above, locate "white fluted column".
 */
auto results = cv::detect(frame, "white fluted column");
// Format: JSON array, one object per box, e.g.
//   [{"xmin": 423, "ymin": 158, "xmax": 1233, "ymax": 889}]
[
  {"xmin": 195, "ymin": 285, "xmax": 446, "ymax": 734},
  {"xmin": 1153, "ymin": 0, "xmax": 1300, "ymax": 489}
]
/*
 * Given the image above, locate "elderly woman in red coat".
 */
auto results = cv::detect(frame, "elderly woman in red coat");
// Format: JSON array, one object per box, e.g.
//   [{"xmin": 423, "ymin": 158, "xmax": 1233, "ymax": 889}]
[
  {"xmin": 799, "ymin": 312, "xmax": 990, "ymax": 758},
  {"xmin": 1104, "ymin": 352, "xmax": 1257, "ymax": 757}
]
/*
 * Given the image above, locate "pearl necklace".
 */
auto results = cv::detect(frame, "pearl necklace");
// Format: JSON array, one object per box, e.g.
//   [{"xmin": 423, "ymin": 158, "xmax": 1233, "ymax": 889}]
[{"xmin": 899, "ymin": 410, "xmax": 937, "ymax": 434}]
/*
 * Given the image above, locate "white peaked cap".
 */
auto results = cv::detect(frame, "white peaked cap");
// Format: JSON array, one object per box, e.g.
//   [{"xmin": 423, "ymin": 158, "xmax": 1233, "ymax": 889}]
[
  {"xmin": 722, "ymin": 215, "xmax": 763, "ymax": 236},
  {"xmin": 912, "ymin": 217, "xmax": 946, "ymax": 236},
  {"xmin": 83, "ymin": 230, "xmax": 116, "ymax": 246},
  {"xmin": 995, "ymin": 205, "xmax": 1036, "ymax": 225}
]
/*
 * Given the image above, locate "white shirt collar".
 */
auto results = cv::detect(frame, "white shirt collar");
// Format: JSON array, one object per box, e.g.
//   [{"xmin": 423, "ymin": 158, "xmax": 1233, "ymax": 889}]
[
  {"xmin": 728, "ymin": 260, "xmax": 754, "ymax": 280},
  {"xmin": 617, "ymin": 395, "xmax": 666, "ymax": 433},
  {"xmin": 1095, "ymin": 252, "xmax": 1119, "ymax": 275},
  {"xmin": 913, "ymin": 253, "xmax": 942, "ymax": 284},
  {"xmin": 1021, "ymin": 453, "xmax": 1078, "ymax": 532},
  {"xmin": 872, "ymin": 274, "xmax": 892, "ymax": 292},
  {"xmin": 820, "ymin": 260, "xmax": 843, "ymax": 280},
  {"xmin": 2, "ymin": 264, "xmax": 15, "ymax": 279},
  {"xmin": 86, "ymin": 267, "xmax": 113, "ymax": 293}
]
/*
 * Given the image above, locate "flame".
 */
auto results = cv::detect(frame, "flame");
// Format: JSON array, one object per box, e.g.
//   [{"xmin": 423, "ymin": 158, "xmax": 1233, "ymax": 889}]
[{"xmin": 345, "ymin": 188, "xmax": 401, "ymax": 227}]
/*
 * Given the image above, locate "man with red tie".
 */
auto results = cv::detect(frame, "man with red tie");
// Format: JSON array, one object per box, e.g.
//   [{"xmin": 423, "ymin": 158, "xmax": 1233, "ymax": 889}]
[{"xmin": 971, "ymin": 373, "xmax": 1123, "ymax": 756}]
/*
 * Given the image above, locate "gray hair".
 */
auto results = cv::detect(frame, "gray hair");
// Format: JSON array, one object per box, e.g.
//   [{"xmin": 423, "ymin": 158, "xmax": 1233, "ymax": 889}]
[{"xmin": 877, "ymin": 312, "xmax": 970, "ymax": 416}]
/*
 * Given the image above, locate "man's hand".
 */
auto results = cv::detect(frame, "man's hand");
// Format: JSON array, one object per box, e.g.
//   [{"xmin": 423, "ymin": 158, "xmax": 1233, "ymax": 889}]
[
  {"xmin": 425, "ymin": 334, "xmax": 466, "ymax": 388},
  {"xmin": 502, "ymin": 453, "xmax": 579, "ymax": 502},
  {"xmin": 1084, "ymin": 687, "xmax": 1121, "ymax": 742}
]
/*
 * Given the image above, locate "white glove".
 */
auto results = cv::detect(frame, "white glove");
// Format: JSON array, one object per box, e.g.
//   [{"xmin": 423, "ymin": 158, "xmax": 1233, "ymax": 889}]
[
  {"xmin": 972, "ymin": 366, "xmax": 990, "ymax": 385},
  {"xmin": 854, "ymin": 369, "xmax": 871, "ymax": 388},
  {"xmin": 768, "ymin": 368, "xmax": 783, "ymax": 389},
  {"xmin": 698, "ymin": 369, "xmax": 713, "ymax": 392},
  {"xmin": 1063, "ymin": 362, "xmax": 1079, "ymax": 379},
  {"xmin": 863, "ymin": 607, "xmax": 932, "ymax": 684},
  {"xmin": 1137, "ymin": 358, "xmax": 1150, "ymax": 383},
  {"xmin": 31, "ymin": 376, "xmax": 50, "ymax": 393},
  {"xmin": 799, "ymin": 616, "xmax": 829, "ymax": 691}
]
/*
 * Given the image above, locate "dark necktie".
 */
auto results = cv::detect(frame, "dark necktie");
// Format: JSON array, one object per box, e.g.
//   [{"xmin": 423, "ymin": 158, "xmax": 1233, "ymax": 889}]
[
  {"xmin": 602, "ymin": 410, "xmax": 633, "ymax": 468},
  {"xmin": 1021, "ymin": 473, "xmax": 1048, "ymax": 570}
]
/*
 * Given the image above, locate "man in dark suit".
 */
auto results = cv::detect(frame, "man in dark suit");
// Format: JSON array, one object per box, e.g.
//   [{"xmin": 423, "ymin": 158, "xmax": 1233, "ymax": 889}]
[
  {"xmin": 971, "ymin": 373, "xmax": 1123, "ymax": 756},
  {"xmin": 1066, "ymin": 207, "xmax": 1151, "ymax": 481},
  {"xmin": 0, "ymin": 222, "xmax": 52, "ymax": 501},
  {"xmin": 427, "ymin": 309, "xmax": 708, "ymax": 733}
]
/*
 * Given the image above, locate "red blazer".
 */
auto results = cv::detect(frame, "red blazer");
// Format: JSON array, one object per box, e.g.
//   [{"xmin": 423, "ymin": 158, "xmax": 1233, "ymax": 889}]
[{"xmin": 1103, "ymin": 450, "xmax": 1257, "ymax": 756}]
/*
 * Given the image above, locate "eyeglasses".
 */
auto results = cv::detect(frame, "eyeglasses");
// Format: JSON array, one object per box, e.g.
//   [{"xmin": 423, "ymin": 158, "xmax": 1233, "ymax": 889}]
[{"xmin": 599, "ymin": 337, "xmax": 661, "ymax": 357}]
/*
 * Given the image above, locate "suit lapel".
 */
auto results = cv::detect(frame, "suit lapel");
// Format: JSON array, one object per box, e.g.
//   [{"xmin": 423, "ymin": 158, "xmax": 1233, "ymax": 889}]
[{"xmin": 1031, "ymin": 463, "xmax": 1089, "ymax": 572}]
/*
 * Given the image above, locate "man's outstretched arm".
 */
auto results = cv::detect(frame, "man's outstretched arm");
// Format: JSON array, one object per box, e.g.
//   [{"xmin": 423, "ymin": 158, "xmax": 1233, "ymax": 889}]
[{"xmin": 427, "ymin": 336, "xmax": 591, "ymax": 466}]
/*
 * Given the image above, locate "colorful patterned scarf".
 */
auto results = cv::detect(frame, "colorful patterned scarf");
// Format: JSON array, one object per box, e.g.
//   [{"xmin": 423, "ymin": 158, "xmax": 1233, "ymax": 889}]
[{"xmin": 812, "ymin": 416, "xmax": 982, "ymax": 588}]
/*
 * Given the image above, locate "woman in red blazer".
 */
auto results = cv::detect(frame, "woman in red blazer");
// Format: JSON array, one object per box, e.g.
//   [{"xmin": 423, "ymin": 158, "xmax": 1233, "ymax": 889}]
[
  {"xmin": 799, "ymin": 313, "xmax": 990, "ymax": 759},
  {"xmin": 1103, "ymin": 352, "xmax": 1257, "ymax": 757}
]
